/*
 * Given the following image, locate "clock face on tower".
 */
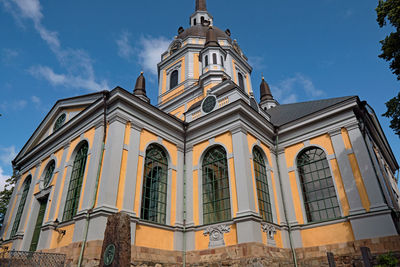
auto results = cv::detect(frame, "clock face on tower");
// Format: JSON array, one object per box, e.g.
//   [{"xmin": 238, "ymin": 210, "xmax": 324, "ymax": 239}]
[{"xmin": 202, "ymin": 95, "xmax": 217, "ymax": 113}]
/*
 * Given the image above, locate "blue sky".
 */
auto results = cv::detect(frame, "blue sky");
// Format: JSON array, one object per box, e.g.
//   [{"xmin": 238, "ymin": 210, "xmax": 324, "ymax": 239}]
[{"xmin": 0, "ymin": 0, "xmax": 399, "ymax": 189}]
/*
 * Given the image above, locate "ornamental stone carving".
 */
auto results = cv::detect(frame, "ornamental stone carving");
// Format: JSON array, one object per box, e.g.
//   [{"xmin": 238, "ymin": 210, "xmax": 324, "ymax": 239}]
[
  {"xmin": 203, "ymin": 224, "xmax": 231, "ymax": 248},
  {"xmin": 262, "ymin": 223, "xmax": 277, "ymax": 246}
]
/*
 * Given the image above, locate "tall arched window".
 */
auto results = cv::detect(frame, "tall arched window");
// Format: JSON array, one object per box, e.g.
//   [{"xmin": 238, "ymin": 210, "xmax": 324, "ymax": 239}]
[
  {"xmin": 238, "ymin": 72, "xmax": 245, "ymax": 91},
  {"xmin": 212, "ymin": 53, "xmax": 217, "ymax": 64},
  {"xmin": 297, "ymin": 147, "xmax": 341, "ymax": 222},
  {"xmin": 202, "ymin": 146, "xmax": 231, "ymax": 224},
  {"xmin": 63, "ymin": 142, "xmax": 88, "ymax": 221},
  {"xmin": 205, "ymin": 55, "xmax": 209, "ymax": 66},
  {"xmin": 253, "ymin": 147, "xmax": 273, "ymax": 222},
  {"xmin": 141, "ymin": 144, "xmax": 168, "ymax": 224},
  {"xmin": 170, "ymin": 70, "xmax": 179, "ymax": 89},
  {"xmin": 43, "ymin": 160, "xmax": 55, "ymax": 187},
  {"xmin": 221, "ymin": 56, "xmax": 224, "ymax": 67},
  {"xmin": 11, "ymin": 176, "xmax": 31, "ymax": 236}
]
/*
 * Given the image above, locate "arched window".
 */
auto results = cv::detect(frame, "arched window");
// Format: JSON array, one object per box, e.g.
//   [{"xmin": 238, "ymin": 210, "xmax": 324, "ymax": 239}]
[
  {"xmin": 63, "ymin": 142, "xmax": 88, "ymax": 221},
  {"xmin": 205, "ymin": 55, "xmax": 209, "ymax": 66},
  {"xmin": 238, "ymin": 73, "xmax": 245, "ymax": 91},
  {"xmin": 253, "ymin": 147, "xmax": 273, "ymax": 222},
  {"xmin": 53, "ymin": 113, "xmax": 66, "ymax": 131},
  {"xmin": 297, "ymin": 147, "xmax": 341, "ymax": 222},
  {"xmin": 202, "ymin": 146, "xmax": 231, "ymax": 224},
  {"xmin": 170, "ymin": 70, "xmax": 179, "ymax": 89},
  {"xmin": 221, "ymin": 56, "xmax": 224, "ymax": 67},
  {"xmin": 43, "ymin": 160, "xmax": 55, "ymax": 188},
  {"xmin": 11, "ymin": 176, "xmax": 31, "ymax": 236},
  {"xmin": 212, "ymin": 53, "xmax": 217, "ymax": 64},
  {"xmin": 194, "ymin": 19, "xmax": 197, "ymax": 25},
  {"xmin": 141, "ymin": 144, "xmax": 168, "ymax": 224}
]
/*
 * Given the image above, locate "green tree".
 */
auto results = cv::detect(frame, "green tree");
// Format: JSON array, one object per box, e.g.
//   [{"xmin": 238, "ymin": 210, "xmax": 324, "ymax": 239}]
[
  {"xmin": 376, "ymin": 0, "xmax": 400, "ymax": 136},
  {"xmin": 0, "ymin": 175, "xmax": 16, "ymax": 230}
]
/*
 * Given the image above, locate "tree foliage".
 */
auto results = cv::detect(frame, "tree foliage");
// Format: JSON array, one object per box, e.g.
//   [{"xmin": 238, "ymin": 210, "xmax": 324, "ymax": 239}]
[
  {"xmin": 0, "ymin": 175, "xmax": 16, "ymax": 230},
  {"xmin": 376, "ymin": 0, "xmax": 400, "ymax": 136}
]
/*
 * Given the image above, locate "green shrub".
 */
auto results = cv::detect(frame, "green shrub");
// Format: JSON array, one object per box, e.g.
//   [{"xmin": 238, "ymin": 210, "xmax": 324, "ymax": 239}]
[{"xmin": 375, "ymin": 252, "xmax": 399, "ymax": 267}]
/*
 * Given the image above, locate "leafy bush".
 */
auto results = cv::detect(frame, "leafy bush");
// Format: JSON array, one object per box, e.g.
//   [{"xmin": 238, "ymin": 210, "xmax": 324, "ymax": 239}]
[{"xmin": 375, "ymin": 252, "xmax": 399, "ymax": 267}]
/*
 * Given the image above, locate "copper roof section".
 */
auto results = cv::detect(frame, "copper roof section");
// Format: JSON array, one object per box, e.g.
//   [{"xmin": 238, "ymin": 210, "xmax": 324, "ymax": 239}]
[
  {"xmin": 205, "ymin": 26, "xmax": 219, "ymax": 48},
  {"xmin": 196, "ymin": 0, "xmax": 207, "ymax": 11},
  {"xmin": 134, "ymin": 72, "xmax": 146, "ymax": 96},
  {"xmin": 177, "ymin": 25, "xmax": 232, "ymax": 43},
  {"xmin": 260, "ymin": 77, "xmax": 273, "ymax": 102}
]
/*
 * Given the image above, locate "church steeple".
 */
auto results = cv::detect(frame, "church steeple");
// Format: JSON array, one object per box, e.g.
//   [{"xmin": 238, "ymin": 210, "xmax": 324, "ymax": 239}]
[
  {"xmin": 196, "ymin": 0, "xmax": 207, "ymax": 11},
  {"xmin": 190, "ymin": 0, "xmax": 213, "ymax": 27}
]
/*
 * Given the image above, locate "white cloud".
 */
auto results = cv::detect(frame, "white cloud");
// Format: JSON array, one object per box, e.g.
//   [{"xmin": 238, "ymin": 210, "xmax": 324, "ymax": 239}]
[
  {"xmin": 248, "ymin": 56, "xmax": 266, "ymax": 70},
  {"xmin": 0, "ymin": 99, "xmax": 27, "ymax": 111},
  {"xmin": 0, "ymin": 167, "xmax": 11, "ymax": 191},
  {"xmin": 116, "ymin": 31, "xmax": 134, "ymax": 60},
  {"xmin": 271, "ymin": 73, "xmax": 324, "ymax": 104},
  {"xmin": 29, "ymin": 65, "xmax": 108, "ymax": 91},
  {"xmin": 1, "ymin": 48, "xmax": 19, "ymax": 64},
  {"xmin": 0, "ymin": 146, "xmax": 17, "ymax": 166},
  {"xmin": 138, "ymin": 35, "xmax": 170, "ymax": 75},
  {"xmin": 1, "ymin": 0, "xmax": 107, "ymax": 92},
  {"xmin": 31, "ymin": 95, "xmax": 40, "ymax": 104}
]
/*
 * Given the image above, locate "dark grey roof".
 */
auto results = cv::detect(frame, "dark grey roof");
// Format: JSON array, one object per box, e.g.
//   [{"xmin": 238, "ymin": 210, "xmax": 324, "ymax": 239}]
[
  {"xmin": 177, "ymin": 25, "xmax": 232, "ymax": 43},
  {"xmin": 267, "ymin": 96, "xmax": 357, "ymax": 126}
]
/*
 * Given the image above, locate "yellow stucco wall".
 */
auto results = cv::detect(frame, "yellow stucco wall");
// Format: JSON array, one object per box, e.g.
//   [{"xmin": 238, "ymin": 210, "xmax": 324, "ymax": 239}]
[
  {"xmin": 341, "ymin": 128, "xmax": 370, "ymax": 212},
  {"xmin": 49, "ymin": 224, "xmax": 75, "ymax": 249},
  {"xmin": 116, "ymin": 122, "xmax": 131, "ymax": 211},
  {"xmin": 135, "ymin": 225, "xmax": 174, "ymax": 250},
  {"xmin": 283, "ymin": 133, "xmax": 359, "ymax": 224},
  {"xmin": 192, "ymin": 132, "xmax": 238, "ymax": 225},
  {"xmin": 300, "ymin": 222, "xmax": 355, "ymax": 247},
  {"xmin": 262, "ymin": 229, "xmax": 283, "ymax": 248}
]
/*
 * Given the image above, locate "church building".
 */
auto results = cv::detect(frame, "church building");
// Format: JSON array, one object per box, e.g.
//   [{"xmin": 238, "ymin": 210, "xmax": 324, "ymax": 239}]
[{"xmin": 1, "ymin": 0, "xmax": 399, "ymax": 265}]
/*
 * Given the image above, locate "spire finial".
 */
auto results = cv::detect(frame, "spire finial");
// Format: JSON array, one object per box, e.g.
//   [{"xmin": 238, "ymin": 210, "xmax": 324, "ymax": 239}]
[{"xmin": 196, "ymin": 0, "xmax": 207, "ymax": 11}]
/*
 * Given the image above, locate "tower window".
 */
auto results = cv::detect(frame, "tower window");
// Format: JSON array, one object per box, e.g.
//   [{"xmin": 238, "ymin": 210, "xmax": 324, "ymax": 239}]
[
  {"xmin": 141, "ymin": 144, "xmax": 168, "ymax": 224},
  {"xmin": 194, "ymin": 19, "xmax": 197, "ymax": 25},
  {"xmin": 253, "ymin": 147, "xmax": 273, "ymax": 222},
  {"xmin": 221, "ymin": 56, "xmax": 224, "ymax": 67},
  {"xmin": 11, "ymin": 176, "xmax": 31, "ymax": 236},
  {"xmin": 297, "ymin": 147, "xmax": 341, "ymax": 222},
  {"xmin": 238, "ymin": 72, "xmax": 245, "ymax": 91},
  {"xmin": 202, "ymin": 145, "xmax": 231, "ymax": 224},
  {"xmin": 212, "ymin": 53, "xmax": 217, "ymax": 64},
  {"xmin": 205, "ymin": 55, "xmax": 209, "ymax": 67},
  {"xmin": 63, "ymin": 142, "xmax": 88, "ymax": 221},
  {"xmin": 201, "ymin": 16, "xmax": 205, "ymax": 24},
  {"xmin": 170, "ymin": 70, "xmax": 179, "ymax": 89}
]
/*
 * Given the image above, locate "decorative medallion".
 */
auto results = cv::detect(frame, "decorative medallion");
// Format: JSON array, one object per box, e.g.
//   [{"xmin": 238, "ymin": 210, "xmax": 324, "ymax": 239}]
[
  {"xmin": 262, "ymin": 223, "xmax": 277, "ymax": 246},
  {"xmin": 103, "ymin": 243, "xmax": 116, "ymax": 266},
  {"xmin": 202, "ymin": 95, "xmax": 217, "ymax": 113},
  {"xmin": 203, "ymin": 224, "xmax": 230, "ymax": 248}
]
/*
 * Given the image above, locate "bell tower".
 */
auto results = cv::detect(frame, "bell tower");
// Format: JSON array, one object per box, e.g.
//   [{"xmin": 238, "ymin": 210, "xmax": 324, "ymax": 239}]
[
  {"xmin": 157, "ymin": 0, "xmax": 254, "ymax": 120},
  {"xmin": 190, "ymin": 0, "xmax": 213, "ymax": 27}
]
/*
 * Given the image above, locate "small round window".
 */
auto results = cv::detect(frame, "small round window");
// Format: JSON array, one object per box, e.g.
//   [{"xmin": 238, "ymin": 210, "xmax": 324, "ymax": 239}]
[
  {"xmin": 202, "ymin": 96, "xmax": 217, "ymax": 113},
  {"xmin": 53, "ymin": 114, "xmax": 66, "ymax": 131}
]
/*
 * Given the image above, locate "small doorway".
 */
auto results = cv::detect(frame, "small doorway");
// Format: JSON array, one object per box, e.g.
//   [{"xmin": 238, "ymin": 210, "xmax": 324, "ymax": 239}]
[{"xmin": 29, "ymin": 197, "xmax": 48, "ymax": 251}]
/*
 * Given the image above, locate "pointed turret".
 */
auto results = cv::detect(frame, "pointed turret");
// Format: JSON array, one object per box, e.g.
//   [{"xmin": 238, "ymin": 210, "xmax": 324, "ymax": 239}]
[
  {"xmin": 205, "ymin": 26, "xmax": 219, "ymax": 48},
  {"xmin": 133, "ymin": 72, "xmax": 150, "ymax": 103},
  {"xmin": 196, "ymin": 0, "xmax": 207, "ymax": 11},
  {"xmin": 260, "ymin": 77, "xmax": 273, "ymax": 101},
  {"xmin": 259, "ymin": 77, "xmax": 278, "ymax": 110}
]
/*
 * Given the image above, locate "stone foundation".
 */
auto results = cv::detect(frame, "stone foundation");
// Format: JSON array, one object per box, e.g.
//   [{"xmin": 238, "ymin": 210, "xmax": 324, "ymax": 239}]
[{"xmin": 40, "ymin": 235, "xmax": 400, "ymax": 266}]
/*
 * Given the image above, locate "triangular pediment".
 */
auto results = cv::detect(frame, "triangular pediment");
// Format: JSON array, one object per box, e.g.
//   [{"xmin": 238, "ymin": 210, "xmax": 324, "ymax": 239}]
[{"xmin": 14, "ymin": 92, "xmax": 104, "ymax": 163}]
